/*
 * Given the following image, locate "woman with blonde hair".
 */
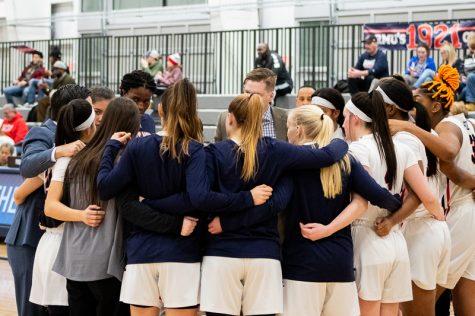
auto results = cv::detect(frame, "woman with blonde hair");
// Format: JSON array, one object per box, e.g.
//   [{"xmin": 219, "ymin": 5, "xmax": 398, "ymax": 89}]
[
  {"xmin": 440, "ymin": 42, "xmax": 464, "ymax": 76},
  {"xmin": 281, "ymin": 105, "xmax": 403, "ymax": 316}
]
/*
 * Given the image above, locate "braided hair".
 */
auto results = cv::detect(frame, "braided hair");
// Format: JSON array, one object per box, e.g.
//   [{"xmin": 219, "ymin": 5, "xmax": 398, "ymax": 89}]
[
  {"xmin": 421, "ymin": 64, "xmax": 460, "ymax": 111},
  {"xmin": 119, "ymin": 70, "xmax": 157, "ymax": 96}
]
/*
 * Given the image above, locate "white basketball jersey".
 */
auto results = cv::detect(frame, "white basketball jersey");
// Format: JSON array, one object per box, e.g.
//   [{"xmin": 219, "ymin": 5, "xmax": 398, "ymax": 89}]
[
  {"xmin": 394, "ymin": 131, "xmax": 444, "ymax": 218},
  {"xmin": 441, "ymin": 114, "xmax": 475, "ymax": 208},
  {"xmin": 349, "ymin": 134, "xmax": 418, "ymax": 222}
]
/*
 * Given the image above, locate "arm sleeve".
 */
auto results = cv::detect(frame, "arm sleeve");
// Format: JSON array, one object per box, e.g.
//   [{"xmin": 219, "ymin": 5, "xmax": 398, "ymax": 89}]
[
  {"xmin": 116, "ymin": 188, "xmax": 183, "ymax": 235},
  {"xmin": 276, "ymin": 139, "xmax": 349, "ymax": 170},
  {"xmin": 97, "ymin": 140, "xmax": 135, "ymax": 201},
  {"xmin": 220, "ymin": 175, "xmax": 294, "ymax": 232},
  {"xmin": 20, "ymin": 127, "xmax": 55, "ymax": 178},
  {"xmin": 51, "ymin": 157, "xmax": 71, "ymax": 182},
  {"xmin": 349, "ymin": 158, "xmax": 402, "ymax": 212},
  {"xmin": 405, "ymin": 58, "xmax": 413, "ymax": 75}
]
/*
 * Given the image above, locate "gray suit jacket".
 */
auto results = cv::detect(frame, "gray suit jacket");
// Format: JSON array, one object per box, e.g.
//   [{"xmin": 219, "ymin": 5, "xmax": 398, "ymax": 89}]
[
  {"xmin": 5, "ymin": 119, "xmax": 56, "ymax": 247},
  {"xmin": 214, "ymin": 106, "xmax": 288, "ymax": 142}
]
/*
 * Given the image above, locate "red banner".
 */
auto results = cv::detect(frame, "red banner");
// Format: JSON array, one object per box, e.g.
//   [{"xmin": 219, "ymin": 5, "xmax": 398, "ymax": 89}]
[{"xmin": 364, "ymin": 21, "xmax": 475, "ymax": 50}]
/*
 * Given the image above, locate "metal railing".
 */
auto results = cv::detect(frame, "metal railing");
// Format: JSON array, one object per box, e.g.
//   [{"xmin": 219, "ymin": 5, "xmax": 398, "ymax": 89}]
[{"xmin": 0, "ymin": 20, "xmax": 469, "ymax": 95}]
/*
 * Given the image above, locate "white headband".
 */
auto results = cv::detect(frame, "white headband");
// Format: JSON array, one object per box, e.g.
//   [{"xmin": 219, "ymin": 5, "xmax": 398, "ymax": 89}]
[
  {"xmin": 345, "ymin": 99, "xmax": 373, "ymax": 123},
  {"xmin": 375, "ymin": 86, "xmax": 409, "ymax": 112},
  {"xmin": 74, "ymin": 107, "xmax": 96, "ymax": 131},
  {"xmin": 311, "ymin": 96, "xmax": 336, "ymax": 110}
]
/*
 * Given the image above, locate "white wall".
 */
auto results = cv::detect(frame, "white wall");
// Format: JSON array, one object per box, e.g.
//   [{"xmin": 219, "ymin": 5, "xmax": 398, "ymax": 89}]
[{"xmin": 1, "ymin": 0, "xmax": 475, "ymax": 41}]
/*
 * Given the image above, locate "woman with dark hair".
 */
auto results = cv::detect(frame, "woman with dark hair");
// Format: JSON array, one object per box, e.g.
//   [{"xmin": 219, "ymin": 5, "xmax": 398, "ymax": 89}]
[
  {"xmin": 119, "ymin": 70, "xmax": 157, "ymax": 135},
  {"xmin": 390, "ymin": 65, "xmax": 475, "ymax": 316},
  {"xmin": 44, "ymin": 97, "xmax": 141, "ymax": 316},
  {"xmin": 374, "ymin": 78, "xmax": 451, "ymax": 315},
  {"xmin": 404, "ymin": 43, "xmax": 437, "ymax": 88},
  {"xmin": 15, "ymin": 99, "xmax": 96, "ymax": 316},
  {"xmin": 343, "ymin": 90, "xmax": 444, "ymax": 316},
  {"xmin": 310, "ymin": 88, "xmax": 345, "ymax": 139}
]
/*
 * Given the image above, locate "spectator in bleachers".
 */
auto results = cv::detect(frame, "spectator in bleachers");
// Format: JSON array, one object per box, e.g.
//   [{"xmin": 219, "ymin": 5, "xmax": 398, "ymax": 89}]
[
  {"xmin": 254, "ymin": 42, "xmax": 293, "ymax": 97},
  {"xmin": 347, "ymin": 34, "xmax": 388, "ymax": 95},
  {"xmin": 3, "ymin": 51, "xmax": 45, "ymax": 106},
  {"xmin": 90, "ymin": 86, "xmax": 115, "ymax": 127},
  {"xmin": 1, "ymin": 104, "xmax": 29, "ymax": 144},
  {"xmin": 31, "ymin": 61, "xmax": 76, "ymax": 123},
  {"xmin": 403, "ymin": 43, "xmax": 436, "ymax": 88},
  {"xmin": 440, "ymin": 42, "xmax": 464, "ymax": 75},
  {"xmin": 141, "ymin": 49, "xmax": 163, "ymax": 78},
  {"xmin": 461, "ymin": 32, "xmax": 475, "ymax": 110},
  {"xmin": 26, "ymin": 61, "xmax": 75, "ymax": 106},
  {"xmin": 50, "ymin": 61, "xmax": 76, "ymax": 89},
  {"xmin": 25, "ymin": 46, "xmax": 65, "ymax": 106},
  {"xmin": 0, "ymin": 143, "xmax": 15, "ymax": 166},
  {"xmin": 295, "ymin": 86, "xmax": 315, "ymax": 107},
  {"xmin": 156, "ymin": 53, "xmax": 183, "ymax": 95},
  {"xmin": 416, "ymin": 42, "xmax": 465, "ymax": 91}
]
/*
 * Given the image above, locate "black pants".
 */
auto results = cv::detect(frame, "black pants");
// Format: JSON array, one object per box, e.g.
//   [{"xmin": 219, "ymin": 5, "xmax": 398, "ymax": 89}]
[
  {"xmin": 435, "ymin": 289, "xmax": 452, "ymax": 316},
  {"xmin": 348, "ymin": 75, "xmax": 375, "ymax": 95},
  {"xmin": 46, "ymin": 305, "xmax": 69, "ymax": 316},
  {"xmin": 66, "ymin": 278, "xmax": 129, "ymax": 316}
]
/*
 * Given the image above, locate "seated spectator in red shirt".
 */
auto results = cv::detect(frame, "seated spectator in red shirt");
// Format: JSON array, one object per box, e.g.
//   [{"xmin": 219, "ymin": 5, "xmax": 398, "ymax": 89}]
[
  {"xmin": 1, "ymin": 104, "xmax": 29, "ymax": 144},
  {"xmin": 3, "ymin": 51, "xmax": 45, "ymax": 106}
]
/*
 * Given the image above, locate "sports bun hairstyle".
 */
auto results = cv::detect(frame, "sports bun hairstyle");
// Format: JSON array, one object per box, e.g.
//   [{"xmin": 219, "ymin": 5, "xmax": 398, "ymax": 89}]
[{"xmin": 421, "ymin": 64, "xmax": 460, "ymax": 110}]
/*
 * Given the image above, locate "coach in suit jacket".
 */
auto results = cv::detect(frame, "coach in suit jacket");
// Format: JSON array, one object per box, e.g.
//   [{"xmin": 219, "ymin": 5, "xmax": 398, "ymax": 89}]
[
  {"xmin": 214, "ymin": 68, "xmax": 288, "ymax": 142},
  {"xmin": 5, "ymin": 84, "xmax": 91, "ymax": 316}
]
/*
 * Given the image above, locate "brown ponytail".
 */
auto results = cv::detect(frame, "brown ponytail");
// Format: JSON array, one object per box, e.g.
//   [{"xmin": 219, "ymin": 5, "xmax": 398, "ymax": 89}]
[
  {"xmin": 228, "ymin": 93, "xmax": 264, "ymax": 181},
  {"xmin": 160, "ymin": 78, "xmax": 204, "ymax": 162}
]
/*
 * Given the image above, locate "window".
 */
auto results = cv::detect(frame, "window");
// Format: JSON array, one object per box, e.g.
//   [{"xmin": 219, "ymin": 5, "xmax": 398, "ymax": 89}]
[
  {"xmin": 298, "ymin": 20, "xmax": 330, "ymax": 87},
  {"xmin": 113, "ymin": 0, "xmax": 159, "ymax": 10},
  {"xmin": 113, "ymin": 0, "xmax": 206, "ymax": 10},
  {"xmin": 82, "ymin": 0, "xmax": 103, "ymax": 12},
  {"xmin": 166, "ymin": 0, "xmax": 206, "ymax": 5}
]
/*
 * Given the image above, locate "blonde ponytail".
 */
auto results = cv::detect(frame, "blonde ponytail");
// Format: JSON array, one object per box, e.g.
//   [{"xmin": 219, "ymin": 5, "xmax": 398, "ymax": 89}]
[
  {"xmin": 228, "ymin": 93, "xmax": 264, "ymax": 181},
  {"xmin": 290, "ymin": 105, "xmax": 351, "ymax": 198}
]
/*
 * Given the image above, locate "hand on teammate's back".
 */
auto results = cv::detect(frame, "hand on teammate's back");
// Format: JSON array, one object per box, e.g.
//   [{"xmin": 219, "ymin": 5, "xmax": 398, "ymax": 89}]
[
  {"xmin": 111, "ymin": 132, "xmax": 132, "ymax": 145},
  {"xmin": 250, "ymin": 184, "xmax": 273, "ymax": 205}
]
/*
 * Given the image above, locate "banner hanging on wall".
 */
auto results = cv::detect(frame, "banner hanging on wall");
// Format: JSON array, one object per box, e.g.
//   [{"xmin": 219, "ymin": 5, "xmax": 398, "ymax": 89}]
[{"xmin": 363, "ymin": 21, "xmax": 475, "ymax": 50}]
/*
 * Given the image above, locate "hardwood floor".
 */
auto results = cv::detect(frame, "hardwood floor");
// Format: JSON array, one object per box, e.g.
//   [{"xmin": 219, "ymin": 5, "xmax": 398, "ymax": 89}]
[{"xmin": 0, "ymin": 242, "xmax": 17, "ymax": 316}]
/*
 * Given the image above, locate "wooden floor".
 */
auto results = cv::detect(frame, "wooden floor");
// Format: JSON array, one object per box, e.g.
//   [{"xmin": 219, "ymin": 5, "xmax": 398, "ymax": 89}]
[{"xmin": 0, "ymin": 242, "xmax": 17, "ymax": 316}]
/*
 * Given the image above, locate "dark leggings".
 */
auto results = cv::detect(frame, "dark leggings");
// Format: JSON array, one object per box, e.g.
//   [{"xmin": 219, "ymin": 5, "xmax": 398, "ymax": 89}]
[
  {"xmin": 206, "ymin": 313, "xmax": 275, "ymax": 316},
  {"xmin": 47, "ymin": 305, "xmax": 69, "ymax": 316},
  {"xmin": 66, "ymin": 277, "xmax": 129, "ymax": 316}
]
